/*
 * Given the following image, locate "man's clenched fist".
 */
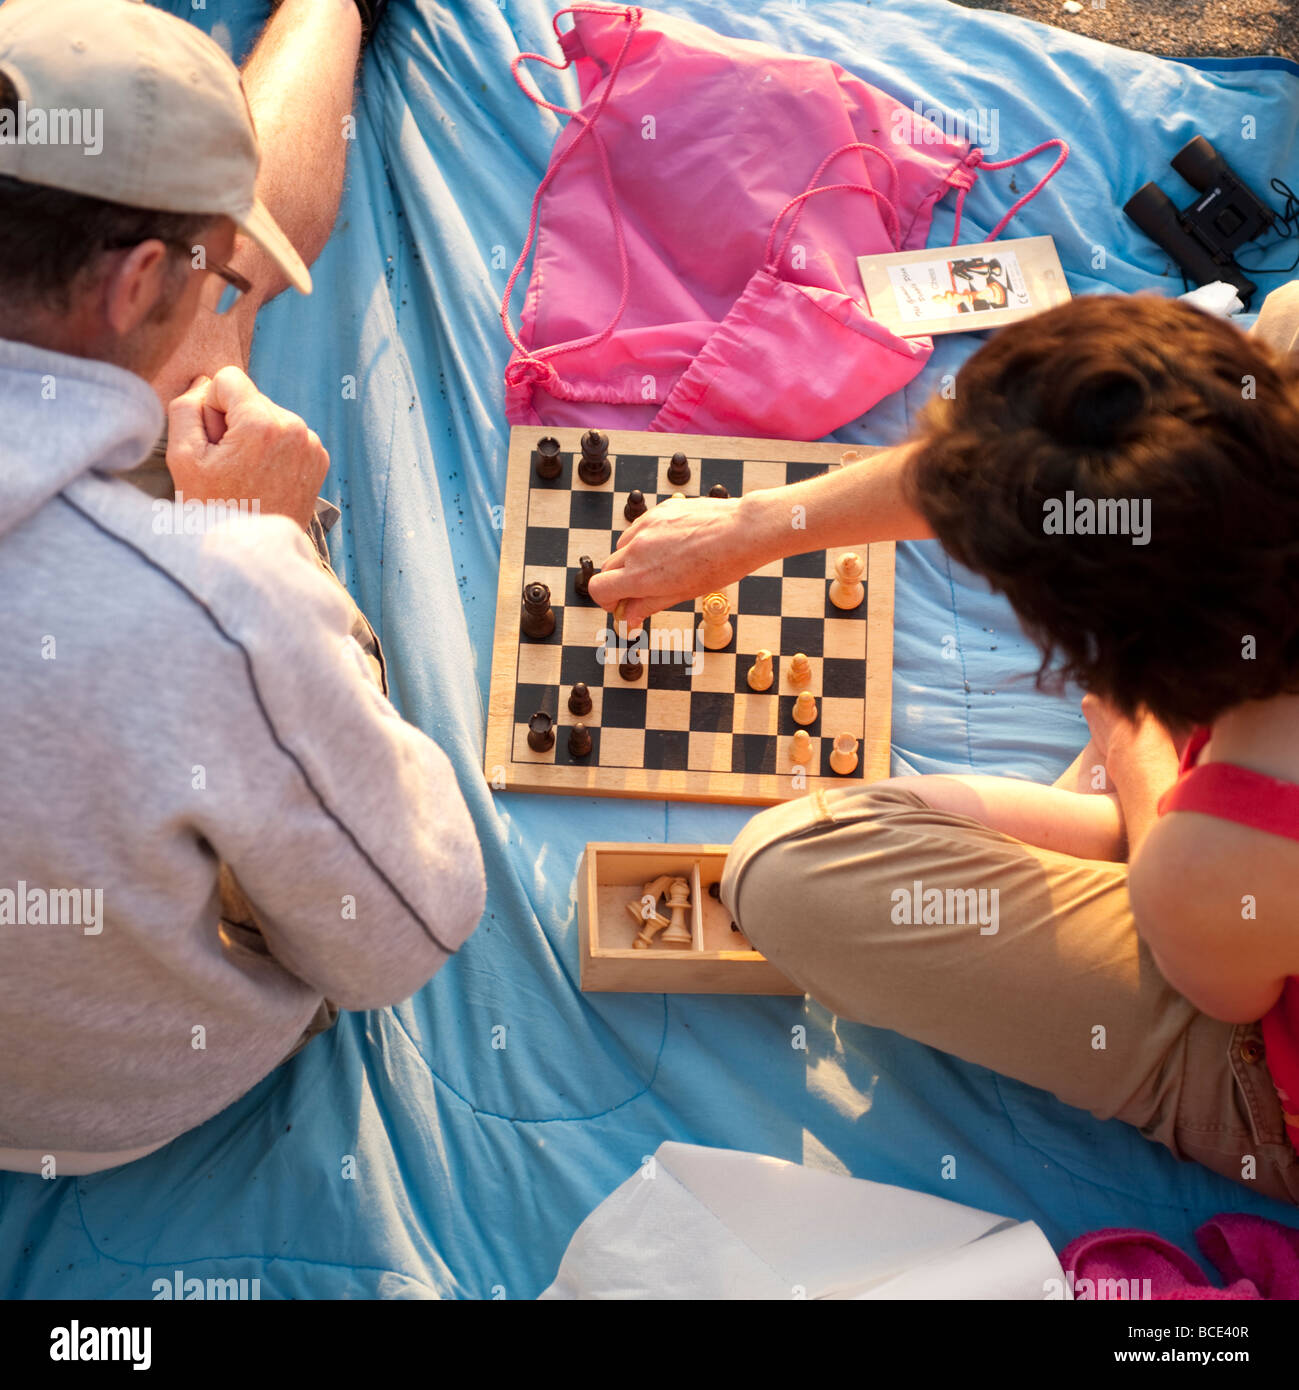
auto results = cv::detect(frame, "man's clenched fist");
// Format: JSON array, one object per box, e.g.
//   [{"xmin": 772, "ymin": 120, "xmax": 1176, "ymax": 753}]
[{"xmin": 165, "ymin": 366, "xmax": 329, "ymax": 532}]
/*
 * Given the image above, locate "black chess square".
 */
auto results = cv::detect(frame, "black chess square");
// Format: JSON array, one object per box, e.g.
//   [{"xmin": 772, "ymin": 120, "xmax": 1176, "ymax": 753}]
[
  {"xmin": 529, "ymin": 450, "xmax": 570, "ymax": 487},
  {"xmin": 778, "ymin": 694, "xmax": 820, "ymax": 735},
  {"xmin": 560, "ymin": 641, "xmax": 603, "ymax": 688},
  {"xmin": 737, "ymin": 574, "xmax": 783, "ymax": 617},
  {"xmin": 568, "ymin": 489, "xmax": 615, "ymax": 530},
  {"xmin": 564, "ymin": 566, "xmax": 602, "ymax": 609},
  {"xmin": 786, "ymin": 461, "xmax": 826, "ymax": 485},
  {"xmin": 512, "ymin": 681, "xmax": 558, "ymax": 726},
  {"xmin": 731, "ymin": 732, "xmax": 776, "ymax": 775},
  {"xmin": 521, "ymin": 602, "xmax": 564, "ymax": 647},
  {"xmin": 614, "ymin": 453, "xmax": 659, "ymax": 494},
  {"xmin": 644, "ymin": 729, "xmax": 689, "ymax": 770},
  {"xmin": 819, "ymin": 743, "xmax": 864, "ymax": 779},
  {"xmin": 781, "ymin": 549, "xmax": 826, "ymax": 578},
  {"xmin": 689, "ymin": 691, "xmax": 735, "ymax": 733},
  {"xmin": 780, "ymin": 616, "xmax": 824, "ymax": 658},
  {"xmin": 822, "ymin": 656, "xmax": 864, "ymax": 699},
  {"xmin": 648, "ymin": 654, "xmax": 693, "ymax": 691},
  {"xmin": 698, "ymin": 457, "xmax": 745, "ymax": 497},
  {"xmin": 601, "ymin": 686, "xmax": 648, "ymax": 727},
  {"xmin": 555, "ymin": 722, "xmax": 601, "ymax": 766},
  {"xmin": 824, "ymin": 584, "xmax": 866, "ymax": 620},
  {"xmin": 523, "ymin": 526, "xmax": 569, "ymax": 568}
]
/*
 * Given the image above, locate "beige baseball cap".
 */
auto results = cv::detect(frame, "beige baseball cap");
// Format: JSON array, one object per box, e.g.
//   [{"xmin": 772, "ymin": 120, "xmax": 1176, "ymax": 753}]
[{"xmin": 0, "ymin": 0, "xmax": 311, "ymax": 294}]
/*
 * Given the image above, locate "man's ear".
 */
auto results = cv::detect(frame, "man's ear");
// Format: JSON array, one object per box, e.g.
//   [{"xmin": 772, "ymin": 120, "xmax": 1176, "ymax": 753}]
[{"xmin": 102, "ymin": 239, "xmax": 171, "ymax": 337}]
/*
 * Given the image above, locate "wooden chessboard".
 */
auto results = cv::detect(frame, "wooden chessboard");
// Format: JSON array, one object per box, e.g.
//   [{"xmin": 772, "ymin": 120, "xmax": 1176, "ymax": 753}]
[{"xmin": 484, "ymin": 426, "xmax": 894, "ymax": 805}]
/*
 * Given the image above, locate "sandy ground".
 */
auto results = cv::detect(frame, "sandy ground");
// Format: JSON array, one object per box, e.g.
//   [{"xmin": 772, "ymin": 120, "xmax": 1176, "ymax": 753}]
[{"xmin": 953, "ymin": 0, "xmax": 1299, "ymax": 61}]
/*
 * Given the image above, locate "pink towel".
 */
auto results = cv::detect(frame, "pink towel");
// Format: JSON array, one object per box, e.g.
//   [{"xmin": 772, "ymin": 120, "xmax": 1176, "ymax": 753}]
[{"xmin": 1061, "ymin": 1215, "xmax": 1299, "ymax": 1300}]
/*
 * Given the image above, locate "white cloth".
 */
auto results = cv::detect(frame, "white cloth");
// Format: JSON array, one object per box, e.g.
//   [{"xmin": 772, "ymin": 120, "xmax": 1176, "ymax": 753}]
[
  {"xmin": 1179, "ymin": 280, "xmax": 1246, "ymax": 318},
  {"xmin": 541, "ymin": 1142, "xmax": 1066, "ymax": 1300}
]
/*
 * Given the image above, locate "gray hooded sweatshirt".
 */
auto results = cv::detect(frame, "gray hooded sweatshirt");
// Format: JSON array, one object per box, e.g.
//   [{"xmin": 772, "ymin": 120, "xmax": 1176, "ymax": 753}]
[{"xmin": 0, "ymin": 337, "xmax": 486, "ymax": 1171}]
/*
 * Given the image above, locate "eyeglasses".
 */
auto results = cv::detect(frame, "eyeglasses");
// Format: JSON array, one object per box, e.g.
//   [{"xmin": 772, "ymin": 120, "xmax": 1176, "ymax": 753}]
[{"xmin": 101, "ymin": 237, "xmax": 252, "ymax": 316}]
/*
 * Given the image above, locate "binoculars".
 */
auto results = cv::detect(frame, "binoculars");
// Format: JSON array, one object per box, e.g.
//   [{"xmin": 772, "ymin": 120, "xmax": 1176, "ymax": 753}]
[{"xmin": 1125, "ymin": 136, "xmax": 1275, "ymax": 308}]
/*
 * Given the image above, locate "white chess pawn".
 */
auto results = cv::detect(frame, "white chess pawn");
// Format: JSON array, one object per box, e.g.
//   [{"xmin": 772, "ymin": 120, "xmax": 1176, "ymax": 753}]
[
  {"xmin": 661, "ymin": 877, "xmax": 693, "ymax": 948},
  {"xmin": 829, "ymin": 552, "xmax": 865, "ymax": 610},
  {"xmin": 829, "ymin": 733, "xmax": 859, "ymax": 775},
  {"xmin": 698, "ymin": 592, "xmax": 733, "ymax": 650},
  {"xmin": 747, "ymin": 649, "xmax": 774, "ymax": 691},
  {"xmin": 788, "ymin": 652, "xmax": 812, "ymax": 687},
  {"xmin": 790, "ymin": 729, "xmax": 813, "ymax": 764},
  {"xmin": 792, "ymin": 690, "xmax": 817, "ymax": 726}
]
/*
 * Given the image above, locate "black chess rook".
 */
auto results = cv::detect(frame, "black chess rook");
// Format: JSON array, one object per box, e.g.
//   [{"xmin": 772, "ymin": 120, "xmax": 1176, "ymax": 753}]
[
  {"xmin": 577, "ymin": 428, "xmax": 610, "ymax": 486},
  {"xmin": 526, "ymin": 711, "xmax": 555, "ymax": 752},
  {"xmin": 534, "ymin": 435, "xmax": 562, "ymax": 480},
  {"xmin": 521, "ymin": 581, "xmax": 555, "ymax": 639},
  {"xmin": 667, "ymin": 451, "xmax": 690, "ymax": 486}
]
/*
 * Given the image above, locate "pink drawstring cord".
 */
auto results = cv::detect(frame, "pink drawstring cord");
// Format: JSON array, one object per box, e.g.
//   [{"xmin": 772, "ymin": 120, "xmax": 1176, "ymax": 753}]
[
  {"xmin": 951, "ymin": 137, "xmax": 1070, "ymax": 244},
  {"xmin": 766, "ymin": 141, "xmax": 903, "ymax": 271},
  {"xmin": 501, "ymin": 5, "xmax": 642, "ymax": 387}
]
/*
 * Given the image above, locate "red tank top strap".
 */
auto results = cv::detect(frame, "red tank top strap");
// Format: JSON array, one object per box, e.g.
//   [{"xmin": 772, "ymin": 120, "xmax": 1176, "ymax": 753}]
[{"xmin": 1158, "ymin": 759, "xmax": 1299, "ymax": 843}]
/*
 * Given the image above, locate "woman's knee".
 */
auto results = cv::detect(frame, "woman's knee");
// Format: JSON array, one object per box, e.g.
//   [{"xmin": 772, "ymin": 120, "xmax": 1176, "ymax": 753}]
[{"xmin": 720, "ymin": 782, "xmax": 926, "ymax": 960}]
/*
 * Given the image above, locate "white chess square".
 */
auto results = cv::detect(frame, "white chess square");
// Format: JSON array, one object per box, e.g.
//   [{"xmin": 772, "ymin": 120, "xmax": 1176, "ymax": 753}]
[
  {"xmin": 566, "ymin": 528, "xmax": 615, "ymax": 569},
  {"xmin": 735, "ymin": 614, "xmax": 781, "ymax": 656},
  {"xmin": 517, "ymin": 641, "xmax": 562, "ymax": 686},
  {"xmin": 690, "ymin": 651, "xmax": 737, "ymax": 692},
  {"xmin": 528, "ymin": 489, "xmax": 574, "ymax": 528},
  {"xmin": 689, "ymin": 730, "xmax": 734, "ymax": 772},
  {"xmin": 732, "ymin": 692, "xmax": 779, "ymax": 737},
  {"xmin": 823, "ymin": 618, "xmax": 867, "ymax": 662},
  {"xmin": 512, "ymin": 722, "xmax": 557, "ymax": 763},
  {"xmin": 780, "ymin": 576, "xmax": 826, "ymax": 619},
  {"xmin": 599, "ymin": 726, "xmax": 646, "ymax": 767}
]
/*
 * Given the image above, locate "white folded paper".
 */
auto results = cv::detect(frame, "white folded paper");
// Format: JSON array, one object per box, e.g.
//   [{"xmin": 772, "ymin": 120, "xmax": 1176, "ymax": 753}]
[{"xmin": 541, "ymin": 1142, "xmax": 1065, "ymax": 1300}]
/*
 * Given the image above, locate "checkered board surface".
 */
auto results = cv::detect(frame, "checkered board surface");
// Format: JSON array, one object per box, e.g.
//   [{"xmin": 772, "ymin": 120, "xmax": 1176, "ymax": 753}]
[{"xmin": 485, "ymin": 427, "xmax": 894, "ymax": 805}]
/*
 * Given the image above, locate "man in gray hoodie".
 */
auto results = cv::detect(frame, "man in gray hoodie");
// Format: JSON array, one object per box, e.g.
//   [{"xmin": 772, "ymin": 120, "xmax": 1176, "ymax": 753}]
[{"xmin": 0, "ymin": 0, "xmax": 486, "ymax": 1174}]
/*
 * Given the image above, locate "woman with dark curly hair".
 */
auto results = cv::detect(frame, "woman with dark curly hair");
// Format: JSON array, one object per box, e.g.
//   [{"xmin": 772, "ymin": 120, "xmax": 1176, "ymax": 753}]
[{"xmin": 591, "ymin": 284, "xmax": 1299, "ymax": 1201}]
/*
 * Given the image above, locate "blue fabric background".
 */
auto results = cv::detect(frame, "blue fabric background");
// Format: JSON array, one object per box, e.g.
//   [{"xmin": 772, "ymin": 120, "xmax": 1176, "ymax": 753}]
[{"xmin": 3, "ymin": 0, "xmax": 1297, "ymax": 1298}]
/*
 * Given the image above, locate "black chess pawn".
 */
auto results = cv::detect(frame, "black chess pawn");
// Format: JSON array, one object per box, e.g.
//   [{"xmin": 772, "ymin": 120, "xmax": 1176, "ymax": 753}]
[
  {"xmin": 568, "ymin": 722, "xmax": 593, "ymax": 759},
  {"xmin": 577, "ymin": 428, "xmax": 610, "ymax": 486},
  {"xmin": 708, "ymin": 482, "xmax": 730, "ymax": 499},
  {"xmin": 619, "ymin": 646, "xmax": 644, "ymax": 682},
  {"xmin": 568, "ymin": 681, "xmax": 593, "ymax": 717},
  {"xmin": 534, "ymin": 435, "xmax": 562, "ymax": 480},
  {"xmin": 520, "ymin": 581, "xmax": 555, "ymax": 639},
  {"xmin": 624, "ymin": 488, "xmax": 647, "ymax": 522},
  {"xmin": 574, "ymin": 555, "xmax": 596, "ymax": 600},
  {"xmin": 708, "ymin": 882, "xmax": 721, "ymax": 899},
  {"xmin": 667, "ymin": 451, "xmax": 691, "ymax": 486},
  {"xmin": 526, "ymin": 711, "xmax": 555, "ymax": 752}
]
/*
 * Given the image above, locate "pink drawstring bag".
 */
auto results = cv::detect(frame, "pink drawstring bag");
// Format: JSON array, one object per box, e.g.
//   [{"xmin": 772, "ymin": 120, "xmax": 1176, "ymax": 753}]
[{"xmin": 502, "ymin": 4, "xmax": 1067, "ymax": 440}]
